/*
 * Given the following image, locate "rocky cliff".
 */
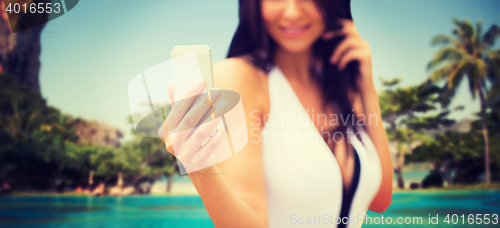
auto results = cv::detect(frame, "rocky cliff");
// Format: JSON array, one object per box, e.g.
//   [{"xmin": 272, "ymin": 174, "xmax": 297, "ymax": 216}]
[
  {"xmin": 70, "ymin": 118, "xmax": 124, "ymax": 148},
  {"xmin": 0, "ymin": 0, "xmax": 51, "ymax": 93}
]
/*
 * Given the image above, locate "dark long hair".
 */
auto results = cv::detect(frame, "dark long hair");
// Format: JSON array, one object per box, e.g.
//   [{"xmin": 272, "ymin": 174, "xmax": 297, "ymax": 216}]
[{"xmin": 227, "ymin": 0, "xmax": 359, "ymax": 136}]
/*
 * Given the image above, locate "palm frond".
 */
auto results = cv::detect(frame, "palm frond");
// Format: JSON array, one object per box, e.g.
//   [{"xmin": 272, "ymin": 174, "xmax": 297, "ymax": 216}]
[
  {"xmin": 429, "ymin": 58, "xmax": 467, "ymax": 85},
  {"xmin": 463, "ymin": 59, "xmax": 487, "ymax": 99},
  {"xmin": 482, "ymin": 24, "xmax": 500, "ymax": 46},
  {"xmin": 447, "ymin": 60, "xmax": 467, "ymax": 89},
  {"xmin": 465, "ymin": 64, "xmax": 479, "ymax": 99},
  {"xmin": 427, "ymin": 47, "xmax": 469, "ymax": 71},
  {"xmin": 474, "ymin": 58, "xmax": 488, "ymax": 78},
  {"xmin": 453, "ymin": 19, "xmax": 474, "ymax": 41},
  {"xmin": 380, "ymin": 77, "xmax": 401, "ymax": 87},
  {"xmin": 485, "ymin": 50, "xmax": 500, "ymax": 84},
  {"xmin": 475, "ymin": 20, "xmax": 482, "ymax": 49},
  {"xmin": 486, "ymin": 48, "xmax": 500, "ymax": 58},
  {"xmin": 429, "ymin": 63, "xmax": 455, "ymax": 82},
  {"xmin": 431, "ymin": 35, "xmax": 462, "ymax": 48}
]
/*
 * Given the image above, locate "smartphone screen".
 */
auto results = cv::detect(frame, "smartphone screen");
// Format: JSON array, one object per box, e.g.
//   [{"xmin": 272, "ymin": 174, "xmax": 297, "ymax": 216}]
[{"xmin": 171, "ymin": 45, "xmax": 213, "ymax": 102}]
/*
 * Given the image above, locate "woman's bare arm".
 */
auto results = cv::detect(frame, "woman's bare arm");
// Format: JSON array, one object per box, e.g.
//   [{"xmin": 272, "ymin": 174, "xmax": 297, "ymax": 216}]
[
  {"xmin": 188, "ymin": 58, "xmax": 269, "ymax": 228},
  {"xmin": 352, "ymin": 80, "xmax": 393, "ymax": 213},
  {"xmin": 328, "ymin": 18, "xmax": 393, "ymax": 213}
]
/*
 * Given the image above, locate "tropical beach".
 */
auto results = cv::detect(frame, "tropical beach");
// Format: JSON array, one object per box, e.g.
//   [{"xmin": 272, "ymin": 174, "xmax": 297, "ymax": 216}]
[{"xmin": 1, "ymin": 0, "xmax": 500, "ymax": 227}]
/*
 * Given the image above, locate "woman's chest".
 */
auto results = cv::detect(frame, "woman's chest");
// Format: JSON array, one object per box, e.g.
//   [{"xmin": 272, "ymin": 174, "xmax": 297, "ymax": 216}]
[{"xmin": 286, "ymin": 79, "xmax": 340, "ymax": 133}]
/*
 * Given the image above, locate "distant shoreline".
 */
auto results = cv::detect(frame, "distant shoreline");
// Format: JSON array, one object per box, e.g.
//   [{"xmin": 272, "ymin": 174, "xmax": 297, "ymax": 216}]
[
  {"xmin": 2, "ymin": 183, "xmax": 499, "ymax": 197},
  {"xmin": 393, "ymin": 182, "xmax": 500, "ymax": 192}
]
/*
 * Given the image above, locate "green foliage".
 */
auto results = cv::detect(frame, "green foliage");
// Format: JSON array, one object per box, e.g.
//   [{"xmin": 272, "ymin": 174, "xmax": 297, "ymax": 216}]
[
  {"xmin": 379, "ymin": 80, "xmax": 440, "ymax": 122},
  {"xmin": 379, "ymin": 78, "xmax": 452, "ymax": 188},
  {"xmin": 408, "ymin": 127, "xmax": 500, "ymax": 183},
  {"xmin": 379, "ymin": 79, "xmax": 449, "ymax": 140},
  {"xmin": 0, "ymin": 73, "xmax": 179, "ymax": 192},
  {"xmin": 0, "ymin": 73, "xmax": 77, "ymax": 144},
  {"xmin": 120, "ymin": 135, "xmax": 178, "ymax": 178},
  {"xmin": 406, "ymin": 111, "xmax": 455, "ymax": 130},
  {"xmin": 126, "ymin": 109, "xmax": 178, "ymax": 177},
  {"xmin": 0, "ymin": 73, "xmax": 78, "ymax": 190}
]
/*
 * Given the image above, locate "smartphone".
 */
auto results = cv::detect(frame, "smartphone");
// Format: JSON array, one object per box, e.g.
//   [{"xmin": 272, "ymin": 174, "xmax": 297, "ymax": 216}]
[
  {"xmin": 171, "ymin": 45, "xmax": 214, "ymax": 93},
  {"xmin": 171, "ymin": 45, "xmax": 218, "ymax": 129}
]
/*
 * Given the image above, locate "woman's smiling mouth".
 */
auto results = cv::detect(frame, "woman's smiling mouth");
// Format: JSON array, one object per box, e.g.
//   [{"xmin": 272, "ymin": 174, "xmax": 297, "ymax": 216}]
[{"xmin": 279, "ymin": 24, "xmax": 311, "ymax": 38}]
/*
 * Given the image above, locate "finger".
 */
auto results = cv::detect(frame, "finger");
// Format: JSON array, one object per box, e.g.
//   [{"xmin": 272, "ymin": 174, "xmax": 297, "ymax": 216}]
[
  {"xmin": 166, "ymin": 79, "xmax": 205, "ymax": 129},
  {"xmin": 337, "ymin": 19, "xmax": 357, "ymax": 34},
  {"xmin": 322, "ymin": 20, "xmax": 357, "ymax": 40},
  {"xmin": 211, "ymin": 100, "xmax": 229, "ymax": 122},
  {"xmin": 194, "ymin": 123, "xmax": 225, "ymax": 164},
  {"xmin": 176, "ymin": 89, "xmax": 222, "ymax": 132},
  {"xmin": 330, "ymin": 38, "xmax": 357, "ymax": 64},
  {"xmin": 322, "ymin": 30, "xmax": 345, "ymax": 40},
  {"xmin": 192, "ymin": 99, "xmax": 228, "ymax": 137},
  {"xmin": 168, "ymin": 80, "xmax": 174, "ymax": 105},
  {"xmin": 158, "ymin": 122, "xmax": 175, "ymax": 155},
  {"xmin": 338, "ymin": 49, "xmax": 364, "ymax": 70},
  {"xmin": 186, "ymin": 116, "xmax": 222, "ymax": 152}
]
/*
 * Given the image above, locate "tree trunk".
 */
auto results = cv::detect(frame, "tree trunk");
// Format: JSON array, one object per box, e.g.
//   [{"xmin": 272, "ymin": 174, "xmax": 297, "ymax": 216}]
[
  {"xmin": 117, "ymin": 172, "xmax": 123, "ymax": 188},
  {"xmin": 166, "ymin": 174, "xmax": 173, "ymax": 193},
  {"xmin": 394, "ymin": 166, "xmax": 404, "ymax": 189},
  {"xmin": 395, "ymin": 141, "xmax": 405, "ymax": 189},
  {"xmin": 390, "ymin": 121, "xmax": 405, "ymax": 189},
  {"xmin": 479, "ymin": 91, "xmax": 491, "ymax": 184},
  {"xmin": 396, "ymin": 136, "xmax": 405, "ymax": 189},
  {"xmin": 88, "ymin": 170, "xmax": 94, "ymax": 187}
]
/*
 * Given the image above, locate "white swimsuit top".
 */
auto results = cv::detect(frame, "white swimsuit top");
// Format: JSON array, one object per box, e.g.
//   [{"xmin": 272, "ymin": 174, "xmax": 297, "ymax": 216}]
[{"xmin": 262, "ymin": 67, "xmax": 383, "ymax": 228}]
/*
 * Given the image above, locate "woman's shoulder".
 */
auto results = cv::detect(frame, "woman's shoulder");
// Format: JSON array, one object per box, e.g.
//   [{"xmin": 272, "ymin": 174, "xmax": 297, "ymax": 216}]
[
  {"xmin": 213, "ymin": 57, "xmax": 270, "ymax": 113},
  {"xmin": 213, "ymin": 57, "xmax": 268, "ymax": 88}
]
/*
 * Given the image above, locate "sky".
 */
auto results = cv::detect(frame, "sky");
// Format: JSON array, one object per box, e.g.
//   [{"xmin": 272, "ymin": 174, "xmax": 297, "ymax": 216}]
[{"xmin": 38, "ymin": 0, "xmax": 500, "ymax": 140}]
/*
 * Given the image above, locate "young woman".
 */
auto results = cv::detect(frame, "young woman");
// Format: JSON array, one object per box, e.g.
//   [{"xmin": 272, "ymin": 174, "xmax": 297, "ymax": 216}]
[{"xmin": 160, "ymin": 0, "xmax": 393, "ymax": 227}]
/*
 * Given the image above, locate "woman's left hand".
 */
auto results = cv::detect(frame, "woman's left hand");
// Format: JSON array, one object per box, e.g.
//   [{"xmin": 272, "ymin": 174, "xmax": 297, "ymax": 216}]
[
  {"xmin": 325, "ymin": 20, "xmax": 393, "ymax": 212},
  {"xmin": 323, "ymin": 19, "xmax": 374, "ymax": 89}
]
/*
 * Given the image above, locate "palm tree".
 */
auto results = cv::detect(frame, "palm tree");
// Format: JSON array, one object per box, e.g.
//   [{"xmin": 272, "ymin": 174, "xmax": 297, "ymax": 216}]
[{"xmin": 427, "ymin": 19, "xmax": 500, "ymax": 183}]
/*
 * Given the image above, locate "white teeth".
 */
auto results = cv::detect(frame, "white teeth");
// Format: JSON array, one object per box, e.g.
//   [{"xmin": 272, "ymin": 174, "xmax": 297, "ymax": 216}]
[{"xmin": 282, "ymin": 26, "xmax": 306, "ymax": 32}]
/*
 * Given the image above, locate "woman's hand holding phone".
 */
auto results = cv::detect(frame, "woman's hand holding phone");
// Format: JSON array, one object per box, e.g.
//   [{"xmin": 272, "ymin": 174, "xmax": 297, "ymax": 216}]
[{"xmin": 158, "ymin": 79, "xmax": 227, "ymax": 173}]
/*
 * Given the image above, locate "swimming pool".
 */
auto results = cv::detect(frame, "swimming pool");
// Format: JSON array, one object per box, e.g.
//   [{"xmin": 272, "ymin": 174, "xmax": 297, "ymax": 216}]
[{"xmin": 0, "ymin": 190, "xmax": 499, "ymax": 227}]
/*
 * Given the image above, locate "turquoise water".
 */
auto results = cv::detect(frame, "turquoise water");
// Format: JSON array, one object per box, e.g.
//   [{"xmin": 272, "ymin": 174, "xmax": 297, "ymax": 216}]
[
  {"xmin": 0, "ymin": 190, "xmax": 499, "ymax": 228},
  {"xmin": 365, "ymin": 190, "xmax": 500, "ymax": 227}
]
